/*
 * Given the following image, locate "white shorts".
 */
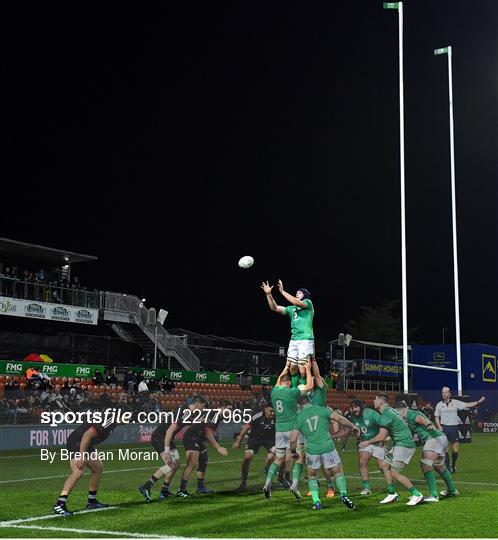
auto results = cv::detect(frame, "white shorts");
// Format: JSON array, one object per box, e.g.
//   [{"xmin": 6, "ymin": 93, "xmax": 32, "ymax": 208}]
[
  {"xmin": 386, "ymin": 446, "xmax": 416, "ymax": 470},
  {"xmin": 275, "ymin": 431, "xmax": 304, "ymax": 455},
  {"xmin": 423, "ymin": 435, "xmax": 448, "ymax": 457},
  {"xmin": 287, "ymin": 340, "xmax": 315, "ymax": 361},
  {"xmin": 359, "ymin": 444, "xmax": 387, "ymax": 461},
  {"xmin": 306, "ymin": 449, "xmax": 342, "ymax": 470}
]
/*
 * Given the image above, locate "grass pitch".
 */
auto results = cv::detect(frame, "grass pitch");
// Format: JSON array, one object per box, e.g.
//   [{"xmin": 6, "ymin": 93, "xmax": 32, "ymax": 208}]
[{"xmin": 0, "ymin": 433, "xmax": 497, "ymax": 538}]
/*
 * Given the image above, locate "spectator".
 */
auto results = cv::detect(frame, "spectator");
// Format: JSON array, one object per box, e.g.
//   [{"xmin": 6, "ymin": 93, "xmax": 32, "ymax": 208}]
[
  {"xmin": 124, "ymin": 370, "xmax": 137, "ymax": 394},
  {"xmin": 105, "ymin": 370, "xmax": 118, "ymax": 385},
  {"xmin": 330, "ymin": 368, "xmax": 339, "ymax": 389},
  {"xmin": 138, "ymin": 378, "xmax": 149, "ymax": 394},
  {"xmin": 92, "ymin": 369, "xmax": 103, "ymax": 385}
]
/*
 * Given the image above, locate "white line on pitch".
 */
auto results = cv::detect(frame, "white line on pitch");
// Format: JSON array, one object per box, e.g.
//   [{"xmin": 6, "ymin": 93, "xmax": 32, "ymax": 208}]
[
  {"xmin": 4, "ymin": 524, "xmax": 179, "ymax": 538},
  {"xmin": 0, "ymin": 506, "xmax": 119, "ymax": 526},
  {"xmin": 0, "ymin": 457, "xmax": 265, "ymax": 484}
]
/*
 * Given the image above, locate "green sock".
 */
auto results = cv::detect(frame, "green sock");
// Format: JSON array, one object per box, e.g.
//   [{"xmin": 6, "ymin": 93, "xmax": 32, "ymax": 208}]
[
  {"xmin": 290, "ymin": 374, "xmax": 299, "ymax": 388},
  {"xmin": 335, "ymin": 474, "xmax": 348, "ymax": 496},
  {"xmin": 424, "ymin": 471, "xmax": 438, "ymax": 498},
  {"xmin": 362, "ymin": 480, "xmax": 371, "ymax": 491},
  {"xmin": 439, "ymin": 468, "xmax": 456, "ymax": 493},
  {"xmin": 308, "ymin": 479, "xmax": 320, "ymax": 504},
  {"xmin": 266, "ymin": 462, "xmax": 279, "ymax": 481},
  {"xmin": 409, "ymin": 486, "xmax": 422, "ymax": 497},
  {"xmin": 292, "ymin": 462, "xmax": 303, "ymax": 482},
  {"xmin": 387, "ymin": 483, "xmax": 396, "ymax": 494},
  {"xmin": 327, "ymin": 478, "xmax": 335, "ymax": 489}
]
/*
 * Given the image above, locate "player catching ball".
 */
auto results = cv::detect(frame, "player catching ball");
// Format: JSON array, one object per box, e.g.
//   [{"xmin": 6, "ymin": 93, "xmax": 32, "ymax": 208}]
[{"xmin": 261, "ymin": 280, "xmax": 314, "ymax": 385}]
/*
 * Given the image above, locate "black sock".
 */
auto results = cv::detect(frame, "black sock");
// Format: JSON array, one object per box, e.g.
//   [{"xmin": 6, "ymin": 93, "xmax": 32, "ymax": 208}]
[
  {"xmin": 445, "ymin": 452, "xmax": 450, "ymax": 468},
  {"xmin": 57, "ymin": 495, "xmax": 68, "ymax": 506},
  {"xmin": 180, "ymin": 478, "xmax": 188, "ymax": 491},
  {"xmin": 144, "ymin": 475, "xmax": 159, "ymax": 489},
  {"xmin": 161, "ymin": 482, "xmax": 170, "ymax": 492},
  {"xmin": 88, "ymin": 490, "xmax": 97, "ymax": 504},
  {"xmin": 451, "ymin": 452, "xmax": 459, "ymax": 468},
  {"xmin": 197, "ymin": 477, "xmax": 205, "ymax": 489},
  {"xmin": 242, "ymin": 460, "xmax": 250, "ymax": 482}
]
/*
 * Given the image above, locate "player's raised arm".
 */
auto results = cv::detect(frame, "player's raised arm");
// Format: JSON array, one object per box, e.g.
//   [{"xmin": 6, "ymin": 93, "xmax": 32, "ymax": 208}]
[
  {"xmin": 261, "ymin": 281, "xmax": 286, "ymax": 314},
  {"xmin": 275, "ymin": 364, "xmax": 289, "ymax": 386},
  {"xmin": 299, "ymin": 362, "xmax": 314, "ymax": 395},
  {"xmin": 311, "ymin": 359, "xmax": 324, "ymax": 388},
  {"xmin": 277, "ymin": 280, "xmax": 308, "ymax": 308},
  {"xmin": 414, "ymin": 413, "xmax": 436, "ymax": 430}
]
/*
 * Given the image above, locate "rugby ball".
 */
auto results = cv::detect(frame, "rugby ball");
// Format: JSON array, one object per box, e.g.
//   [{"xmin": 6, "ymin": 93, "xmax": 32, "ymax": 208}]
[{"xmin": 238, "ymin": 255, "xmax": 254, "ymax": 269}]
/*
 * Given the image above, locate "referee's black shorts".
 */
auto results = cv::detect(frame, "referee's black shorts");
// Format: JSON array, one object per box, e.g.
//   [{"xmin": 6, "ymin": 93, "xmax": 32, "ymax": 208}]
[{"xmin": 442, "ymin": 425, "xmax": 459, "ymax": 444}]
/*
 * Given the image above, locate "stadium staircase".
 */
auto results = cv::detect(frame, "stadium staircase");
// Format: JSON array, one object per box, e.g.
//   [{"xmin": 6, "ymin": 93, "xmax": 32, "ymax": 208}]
[{"xmin": 101, "ymin": 292, "xmax": 200, "ymax": 371}]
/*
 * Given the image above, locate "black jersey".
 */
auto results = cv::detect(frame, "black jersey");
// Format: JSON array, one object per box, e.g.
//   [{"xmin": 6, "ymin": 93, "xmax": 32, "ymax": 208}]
[
  {"xmin": 67, "ymin": 421, "xmax": 117, "ymax": 451},
  {"xmin": 151, "ymin": 406, "xmax": 190, "ymax": 446},
  {"xmin": 248, "ymin": 410, "xmax": 275, "ymax": 439}
]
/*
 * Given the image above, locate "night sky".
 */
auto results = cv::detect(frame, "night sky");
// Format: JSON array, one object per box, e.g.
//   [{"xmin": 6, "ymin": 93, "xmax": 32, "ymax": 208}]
[{"xmin": 2, "ymin": 1, "xmax": 497, "ymax": 348}]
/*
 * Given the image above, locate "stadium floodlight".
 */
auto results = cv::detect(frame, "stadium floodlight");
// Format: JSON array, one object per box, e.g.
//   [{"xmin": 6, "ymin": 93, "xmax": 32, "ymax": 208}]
[
  {"xmin": 434, "ymin": 45, "xmax": 463, "ymax": 396},
  {"xmin": 384, "ymin": 1, "xmax": 409, "ymax": 394},
  {"xmin": 141, "ymin": 298, "xmax": 146, "ymax": 303}
]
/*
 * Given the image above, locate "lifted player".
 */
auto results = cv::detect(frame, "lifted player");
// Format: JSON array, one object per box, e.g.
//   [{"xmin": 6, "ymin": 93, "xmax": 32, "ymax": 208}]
[
  {"xmin": 177, "ymin": 403, "xmax": 230, "ymax": 497},
  {"xmin": 233, "ymin": 405, "xmax": 276, "ymax": 491},
  {"xmin": 394, "ymin": 401, "xmax": 458, "ymax": 502},
  {"xmin": 261, "ymin": 280, "xmax": 314, "ymax": 385},
  {"xmin": 263, "ymin": 362, "xmax": 313, "ymax": 499},
  {"xmin": 138, "ymin": 396, "xmax": 207, "ymax": 502},
  {"xmin": 53, "ymin": 414, "xmax": 117, "ymax": 516},
  {"xmin": 349, "ymin": 399, "xmax": 392, "ymax": 495},
  {"xmin": 290, "ymin": 395, "xmax": 360, "ymax": 511},
  {"xmin": 359, "ymin": 394, "xmax": 424, "ymax": 506}
]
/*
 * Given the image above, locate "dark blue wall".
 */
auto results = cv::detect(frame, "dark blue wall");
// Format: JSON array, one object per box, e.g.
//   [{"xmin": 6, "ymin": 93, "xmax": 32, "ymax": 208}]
[{"xmin": 411, "ymin": 344, "xmax": 498, "ymax": 417}]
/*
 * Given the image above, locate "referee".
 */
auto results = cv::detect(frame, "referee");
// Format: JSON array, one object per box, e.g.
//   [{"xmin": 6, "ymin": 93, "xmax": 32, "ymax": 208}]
[{"xmin": 434, "ymin": 386, "xmax": 485, "ymax": 473}]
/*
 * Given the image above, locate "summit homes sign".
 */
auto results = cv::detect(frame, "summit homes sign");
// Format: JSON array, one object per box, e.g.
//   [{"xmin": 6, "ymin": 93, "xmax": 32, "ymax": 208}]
[{"xmin": 0, "ymin": 297, "xmax": 98, "ymax": 325}]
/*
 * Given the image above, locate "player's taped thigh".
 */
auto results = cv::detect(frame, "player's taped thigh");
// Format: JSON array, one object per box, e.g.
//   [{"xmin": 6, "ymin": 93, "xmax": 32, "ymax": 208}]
[
  {"xmin": 420, "ymin": 458, "xmax": 434, "ymax": 467},
  {"xmin": 433, "ymin": 455, "xmax": 445, "ymax": 467},
  {"xmin": 390, "ymin": 460, "xmax": 406, "ymax": 472},
  {"xmin": 275, "ymin": 447, "xmax": 287, "ymax": 458},
  {"xmin": 159, "ymin": 463, "xmax": 172, "ymax": 474},
  {"xmin": 197, "ymin": 450, "xmax": 208, "ymax": 473}
]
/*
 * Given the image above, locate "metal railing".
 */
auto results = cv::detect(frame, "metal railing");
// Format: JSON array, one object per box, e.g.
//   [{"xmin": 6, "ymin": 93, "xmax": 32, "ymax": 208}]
[
  {"xmin": 0, "ymin": 276, "xmax": 101, "ymax": 309},
  {"xmin": 103, "ymin": 292, "xmax": 200, "ymax": 370},
  {"xmin": 346, "ymin": 379, "xmax": 401, "ymax": 392}
]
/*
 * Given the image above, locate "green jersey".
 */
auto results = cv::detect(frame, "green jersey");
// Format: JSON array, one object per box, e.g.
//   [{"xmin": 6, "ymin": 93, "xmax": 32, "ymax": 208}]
[
  {"xmin": 378, "ymin": 406, "xmax": 415, "ymax": 448},
  {"xmin": 293, "ymin": 404, "xmax": 335, "ymax": 455},
  {"xmin": 352, "ymin": 408, "xmax": 382, "ymax": 441},
  {"xmin": 284, "ymin": 299, "xmax": 314, "ymax": 340},
  {"xmin": 309, "ymin": 382, "xmax": 328, "ymax": 407},
  {"xmin": 271, "ymin": 386, "xmax": 301, "ymax": 431},
  {"xmin": 406, "ymin": 409, "xmax": 443, "ymax": 443}
]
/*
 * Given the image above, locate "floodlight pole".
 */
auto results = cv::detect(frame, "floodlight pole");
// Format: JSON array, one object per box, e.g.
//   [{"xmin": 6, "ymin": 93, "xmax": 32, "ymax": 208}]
[
  {"xmin": 384, "ymin": 2, "xmax": 409, "ymax": 393},
  {"xmin": 435, "ymin": 45, "xmax": 462, "ymax": 396},
  {"xmin": 153, "ymin": 324, "xmax": 158, "ymax": 369}
]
